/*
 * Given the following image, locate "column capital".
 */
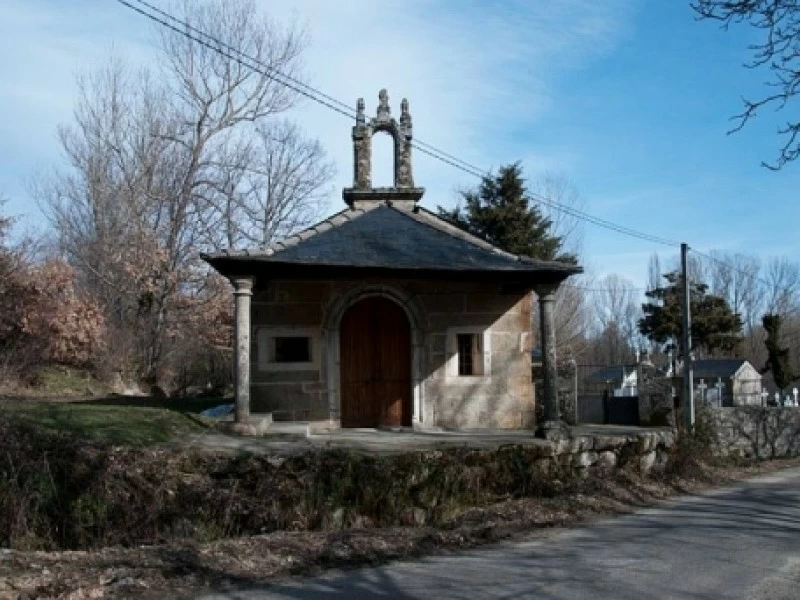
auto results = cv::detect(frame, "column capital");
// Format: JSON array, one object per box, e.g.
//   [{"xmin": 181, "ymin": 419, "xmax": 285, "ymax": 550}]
[
  {"xmin": 230, "ymin": 276, "xmax": 254, "ymax": 295},
  {"xmin": 533, "ymin": 282, "xmax": 560, "ymax": 300}
]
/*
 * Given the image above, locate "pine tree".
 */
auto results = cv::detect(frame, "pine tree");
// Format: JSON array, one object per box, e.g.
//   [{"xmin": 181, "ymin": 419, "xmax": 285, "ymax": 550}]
[
  {"xmin": 438, "ymin": 163, "xmax": 574, "ymax": 262},
  {"xmin": 638, "ymin": 271, "xmax": 742, "ymax": 358}
]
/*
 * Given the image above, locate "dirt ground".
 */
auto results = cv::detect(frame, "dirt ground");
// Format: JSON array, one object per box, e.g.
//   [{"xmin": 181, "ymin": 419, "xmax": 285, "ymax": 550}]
[{"xmin": 3, "ymin": 457, "xmax": 799, "ymax": 600}]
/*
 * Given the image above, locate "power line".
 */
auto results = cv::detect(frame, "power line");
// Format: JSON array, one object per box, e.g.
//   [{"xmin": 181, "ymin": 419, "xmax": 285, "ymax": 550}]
[
  {"xmin": 123, "ymin": 0, "xmax": 492, "ymax": 177},
  {"xmin": 564, "ymin": 283, "xmax": 648, "ymax": 293},
  {"xmin": 116, "ymin": 0, "xmax": 356, "ymax": 119},
  {"xmin": 116, "ymin": 0, "xmax": 681, "ymax": 249},
  {"xmin": 688, "ymin": 248, "xmax": 779, "ymax": 292}
]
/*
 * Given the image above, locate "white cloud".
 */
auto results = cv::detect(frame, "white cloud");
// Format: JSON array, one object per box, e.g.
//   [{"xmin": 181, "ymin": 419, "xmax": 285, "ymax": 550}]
[
  {"xmin": 264, "ymin": 0, "xmax": 634, "ymax": 213},
  {"xmin": 584, "ymin": 249, "xmax": 656, "ymax": 290},
  {"xmin": 0, "ymin": 0, "xmax": 154, "ymax": 217},
  {"xmin": 0, "ymin": 0, "xmax": 633, "ymax": 224}
]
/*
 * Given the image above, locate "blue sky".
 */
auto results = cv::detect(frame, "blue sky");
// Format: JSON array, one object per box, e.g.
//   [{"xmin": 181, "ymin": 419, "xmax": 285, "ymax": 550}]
[{"xmin": 1, "ymin": 0, "xmax": 799, "ymax": 286}]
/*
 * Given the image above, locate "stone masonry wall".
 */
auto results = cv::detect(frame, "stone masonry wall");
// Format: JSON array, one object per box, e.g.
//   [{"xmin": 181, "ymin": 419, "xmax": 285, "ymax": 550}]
[
  {"xmin": 711, "ymin": 407, "xmax": 800, "ymax": 459},
  {"xmin": 250, "ymin": 280, "xmax": 329, "ymax": 421},
  {"xmin": 419, "ymin": 283, "xmax": 532, "ymax": 429},
  {"xmin": 250, "ymin": 278, "xmax": 532, "ymax": 429},
  {"xmin": 524, "ymin": 429, "xmax": 676, "ymax": 476}
]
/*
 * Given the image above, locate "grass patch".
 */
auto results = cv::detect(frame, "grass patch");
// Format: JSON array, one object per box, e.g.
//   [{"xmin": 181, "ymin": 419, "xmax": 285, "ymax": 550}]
[{"xmin": 3, "ymin": 403, "xmax": 211, "ymax": 446}]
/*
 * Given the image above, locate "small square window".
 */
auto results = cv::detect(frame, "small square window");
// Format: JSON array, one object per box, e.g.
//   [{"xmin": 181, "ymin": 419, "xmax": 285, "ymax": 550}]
[
  {"xmin": 457, "ymin": 333, "xmax": 484, "ymax": 376},
  {"xmin": 272, "ymin": 336, "xmax": 311, "ymax": 363},
  {"xmin": 257, "ymin": 328, "xmax": 319, "ymax": 371}
]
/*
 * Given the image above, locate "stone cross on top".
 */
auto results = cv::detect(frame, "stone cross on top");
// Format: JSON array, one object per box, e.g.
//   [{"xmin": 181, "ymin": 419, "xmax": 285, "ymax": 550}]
[{"xmin": 344, "ymin": 89, "xmax": 424, "ymax": 209}]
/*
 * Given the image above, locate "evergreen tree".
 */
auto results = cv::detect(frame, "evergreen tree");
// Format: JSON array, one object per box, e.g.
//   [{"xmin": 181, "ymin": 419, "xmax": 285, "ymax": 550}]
[
  {"xmin": 638, "ymin": 271, "xmax": 742, "ymax": 358},
  {"xmin": 762, "ymin": 313, "xmax": 796, "ymax": 393},
  {"xmin": 438, "ymin": 163, "xmax": 574, "ymax": 262}
]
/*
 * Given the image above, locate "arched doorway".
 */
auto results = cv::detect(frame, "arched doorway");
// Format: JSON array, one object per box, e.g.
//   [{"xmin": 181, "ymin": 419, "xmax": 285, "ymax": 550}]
[{"xmin": 339, "ymin": 296, "xmax": 412, "ymax": 427}]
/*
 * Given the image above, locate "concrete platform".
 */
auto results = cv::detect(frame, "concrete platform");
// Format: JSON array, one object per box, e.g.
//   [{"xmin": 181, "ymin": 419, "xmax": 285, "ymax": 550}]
[{"xmin": 182, "ymin": 420, "xmax": 668, "ymax": 456}]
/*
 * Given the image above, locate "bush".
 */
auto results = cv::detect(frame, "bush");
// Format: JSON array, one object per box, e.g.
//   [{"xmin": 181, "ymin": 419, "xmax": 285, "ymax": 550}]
[{"xmin": 665, "ymin": 403, "xmax": 721, "ymax": 478}]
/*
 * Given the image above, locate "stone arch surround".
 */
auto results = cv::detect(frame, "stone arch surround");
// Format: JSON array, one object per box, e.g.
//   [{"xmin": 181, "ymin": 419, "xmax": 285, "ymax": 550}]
[{"xmin": 322, "ymin": 284, "xmax": 426, "ymax": 427}]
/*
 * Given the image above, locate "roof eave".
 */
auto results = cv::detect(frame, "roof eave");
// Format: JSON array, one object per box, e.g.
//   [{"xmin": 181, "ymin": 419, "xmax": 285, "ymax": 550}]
[
  {"xmin": 200, "ymin": 255, "xmax": 577, "ymax": 284},
  {"xmin": 201, "ymin": 250, "xmax": 583, "ymax": 277}
]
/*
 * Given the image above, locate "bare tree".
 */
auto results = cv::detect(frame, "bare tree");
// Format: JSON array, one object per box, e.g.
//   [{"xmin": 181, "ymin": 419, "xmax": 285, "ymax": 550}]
[
  {"xmin": 693, "ymin": 0, "xmax": 800, "ymax": 168},
  {"xmin": 226, "ymin": 120, "xmax": 334, "ymax": 247},
  {"xmin": 763, "ymin": 256, "xmax": 800, "ymax": 316},
  {"xmin": 584, "ymin": 322, "xmax": 637, "ymax": 368},
  {"xmin": 528, "ymin": 173, "xmax": 591, "ymax": 359},
  {"xmin": 687, "ymin": 253, "xmax": 709, "ymax": 288},
  {"xmin": 591, "ymin": 274, "xmax": 642, "ymax": 364},
  {"xmin": 38, "ymin": 0, "xmax": 333, "ymax": 386},
  {"xmin": 702, "ymin": 250, "xmax": 764, "ymax": 360},
  {"xmin": 553, "ymin": 282, "xmax": 592, "ymax": 359},
  {"xmin": 0, "ymin": 199, "xmax": 26, "ymax": 288},
  {"xmin": 707, "ymin": 251, "xmax": 763, "ymax": 328},
  {"xmin": 530, "ymin": 173, "xmax": 585, "ymax": 258}
]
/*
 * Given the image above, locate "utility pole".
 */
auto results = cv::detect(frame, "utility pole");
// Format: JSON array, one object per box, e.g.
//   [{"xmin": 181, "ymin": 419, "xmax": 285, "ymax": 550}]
[{"xmin": 681, "ymin": 243, "xmax": 695, "ymax": 430}]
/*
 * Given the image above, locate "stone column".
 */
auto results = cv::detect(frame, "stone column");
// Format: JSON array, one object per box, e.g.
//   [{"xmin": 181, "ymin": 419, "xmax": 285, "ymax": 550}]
[
  {"xmin": 232, "ymin": 276, "xmax": 254, "ymax": 424},
  {"xmin": 534, "ymin": 283, "xmax": 568, "ymax": 439}
]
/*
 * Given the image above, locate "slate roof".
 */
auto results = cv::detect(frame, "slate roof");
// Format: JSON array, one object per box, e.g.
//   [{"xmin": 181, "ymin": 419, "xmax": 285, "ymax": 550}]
[
  {"xmin": 584, "ymin": 362, "xmax": 667, "ymax": 384},
  {"xmin": 692, "ymin": 358, "xmax": 752, "ymax": 380},
  {"xmin": 584, "ymin": 365, "xmax": 636, "ymax": 384},
  {"xmin": 202, "ymin": 203, "xmax": 581, "ymax": 280}
]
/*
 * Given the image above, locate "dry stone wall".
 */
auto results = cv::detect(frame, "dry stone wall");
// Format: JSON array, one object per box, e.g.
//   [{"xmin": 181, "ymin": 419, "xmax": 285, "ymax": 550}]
[
  {"xmin": 0, "ymin": 415, "xmax": 679, "ymax": 551},
  {"xmin": 711, "ymin": 407, "xmax": 800, "ymax": 459},
  {"xmin": 530, "ymin": 429, "xmax": 676, "ymax": 476}
]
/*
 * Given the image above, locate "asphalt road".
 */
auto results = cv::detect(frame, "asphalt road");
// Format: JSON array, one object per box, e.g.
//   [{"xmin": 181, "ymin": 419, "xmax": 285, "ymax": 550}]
[{"xmin": 203, "ymin": 467, "xmax": 800, "ymax": 600}]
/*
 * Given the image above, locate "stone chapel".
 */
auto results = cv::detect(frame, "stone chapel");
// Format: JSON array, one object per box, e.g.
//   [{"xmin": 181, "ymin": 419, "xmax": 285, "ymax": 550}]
[{"xmin": 202, "ymin": 90, "xmax": 580, "ymax": 436}]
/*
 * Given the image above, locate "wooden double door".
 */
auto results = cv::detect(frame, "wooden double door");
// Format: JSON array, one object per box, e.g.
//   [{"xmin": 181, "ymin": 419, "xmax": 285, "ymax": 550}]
[{"xmin": 340, "ymin": 297, "xmax": 412, "ymax": 427}]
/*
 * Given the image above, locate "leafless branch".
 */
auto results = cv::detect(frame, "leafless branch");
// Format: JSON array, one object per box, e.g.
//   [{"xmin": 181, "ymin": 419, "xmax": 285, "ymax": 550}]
[{"xmin": 693, "ymin": 0, "xmax": 800, "ymax": 167}]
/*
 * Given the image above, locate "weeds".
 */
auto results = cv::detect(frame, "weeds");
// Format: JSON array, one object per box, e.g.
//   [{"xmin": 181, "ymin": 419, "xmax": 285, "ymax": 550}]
[
  {"xmin": 1, "ymin": 416, "xmax": 702, "ymax": 553},
  {"xmin": 0, "ymin": 417, "xmax": 587, "ymax": 551},
  {"xmin": 666, "ymin": 404, "xmax": 725, "ymax": 478}
]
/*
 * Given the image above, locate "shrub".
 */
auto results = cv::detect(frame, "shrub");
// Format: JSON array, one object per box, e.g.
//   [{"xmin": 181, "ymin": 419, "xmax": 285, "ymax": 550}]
[
  {"xmin": 666, "ymin": 403, "xmax": 721, "ymax": 478},
  {"xmin": 0, "ymin": 417, "xmax": 585, "ymax": 551}
]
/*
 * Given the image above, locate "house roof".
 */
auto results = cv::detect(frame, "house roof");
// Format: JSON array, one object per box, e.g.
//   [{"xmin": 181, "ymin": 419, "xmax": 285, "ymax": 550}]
[
  {"xmin": 692, "ymin": 358, "xmax": 753, "ymax": 380},
  {"xmin": 202, "ymin": 203, "xmax": 582, "ymax": 282},
  {"xmin": 584, "ymin": 362, "xmax": 666, "ymax": 384},
  {"xmin": 585, "ymin": 365, "xmax": 636, "ymax": 384}
]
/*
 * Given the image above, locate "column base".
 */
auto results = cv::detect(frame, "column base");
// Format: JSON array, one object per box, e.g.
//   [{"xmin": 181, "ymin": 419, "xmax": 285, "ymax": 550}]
[
  {"xmin": 221, "ymin": 414, "xmax": 273, "ymax": 437},
  {"xmin": 412, "ymin": 422, "xmax": 444, "ymax": 433},
  {"xmin": 535, "ymin": 420, "xmax": 571, "ymax": 441},
  {"xmin": 307, "ymin": 419, "xmax": 341, "ymax": 435}
]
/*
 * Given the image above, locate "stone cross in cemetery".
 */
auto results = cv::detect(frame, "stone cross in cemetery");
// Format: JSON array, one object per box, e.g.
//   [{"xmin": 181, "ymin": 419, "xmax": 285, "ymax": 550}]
[{"xmin": 698, "ymin": 379, "xmax": 708, "ymax": 404}]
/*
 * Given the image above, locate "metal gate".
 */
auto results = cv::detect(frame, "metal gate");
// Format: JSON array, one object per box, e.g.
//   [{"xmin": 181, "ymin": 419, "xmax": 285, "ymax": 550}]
[
  {"xmin": 607, "ymin": 396, "xmax": 640, "ymax": 425},
  {"xmin": 578, "ymin": 394, "xmax": 640, "ymax": 425}
]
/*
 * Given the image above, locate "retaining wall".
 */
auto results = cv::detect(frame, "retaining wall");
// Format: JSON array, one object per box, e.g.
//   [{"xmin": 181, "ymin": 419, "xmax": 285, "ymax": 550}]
[
  {"xmin": 711, "ymin": 407, "xmax": 800, "ymax": 459},
  {"xmin": 533, "ymin": 429, "xmax": 676, "ymax": 475}
]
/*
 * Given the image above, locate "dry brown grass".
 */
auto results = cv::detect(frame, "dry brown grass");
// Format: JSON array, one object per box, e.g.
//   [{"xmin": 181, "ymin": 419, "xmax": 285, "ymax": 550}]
[
  {"xmin": 3, "ymin": 412, "xmax": 799, "ymax": 599},
  {"xmin": 2, "ymin": 457, "xmax": 798, "ymax": 599}
]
